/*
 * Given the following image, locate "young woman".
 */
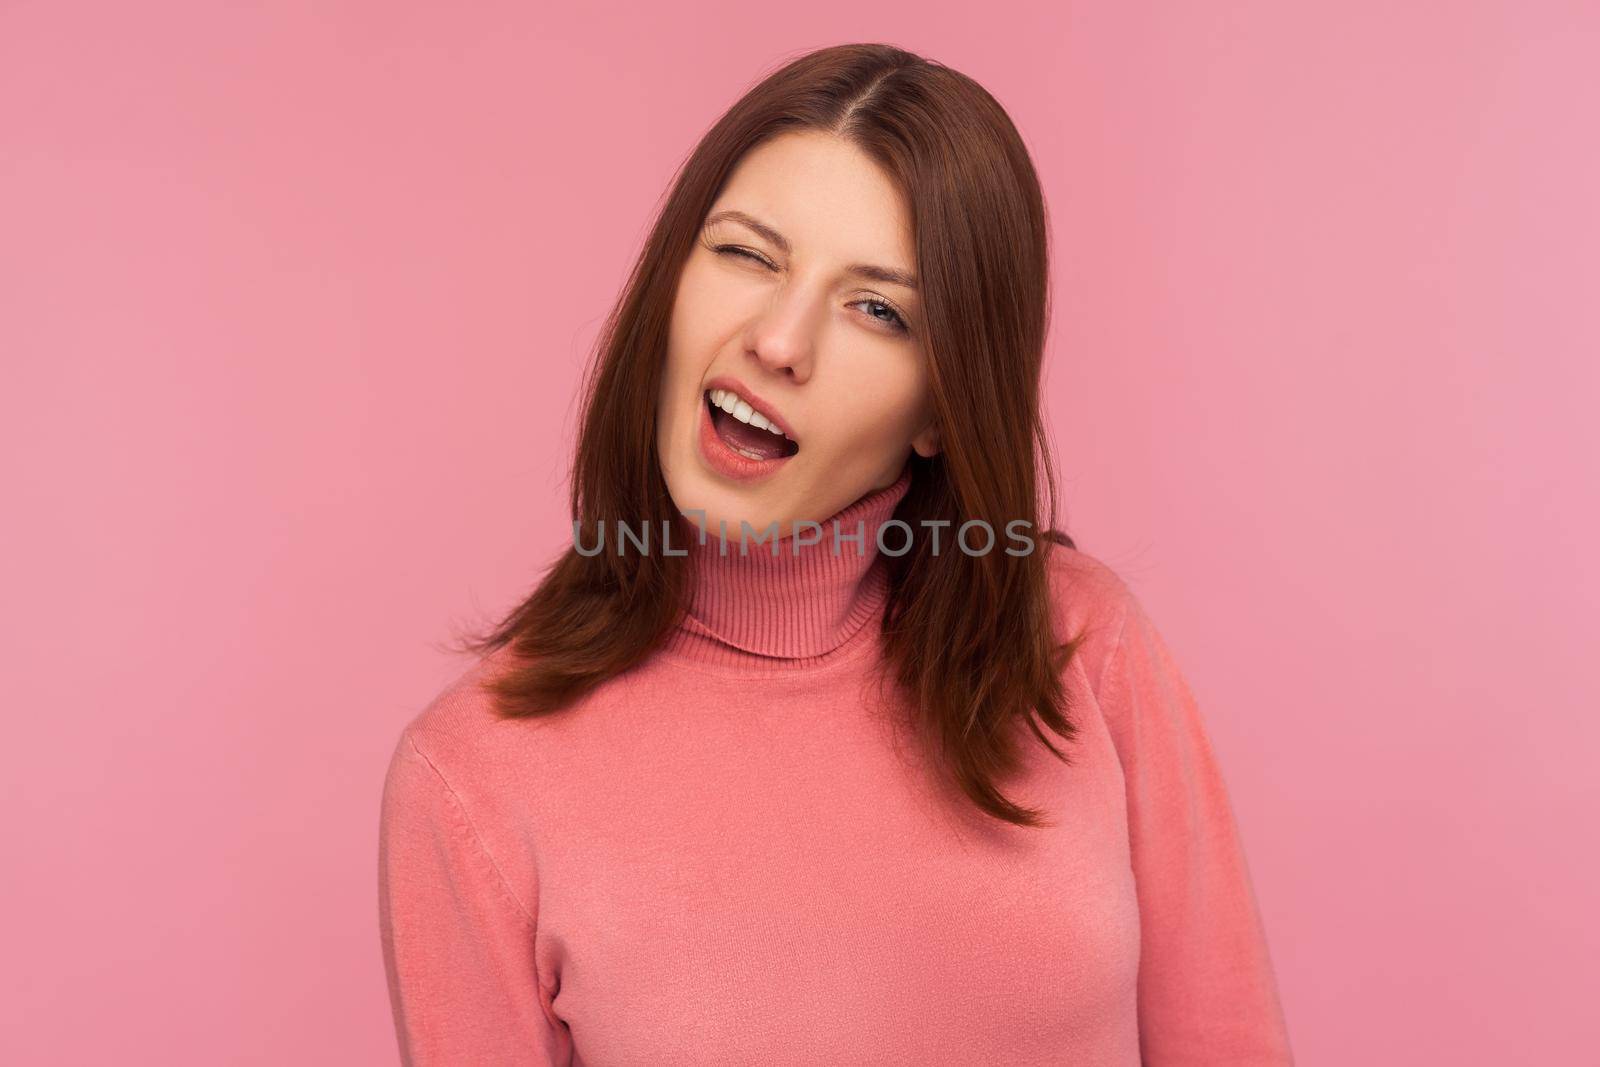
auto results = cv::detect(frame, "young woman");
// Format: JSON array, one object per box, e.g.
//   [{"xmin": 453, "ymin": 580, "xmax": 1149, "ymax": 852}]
[{"xmin": 378, "ymin": 43, "xmax": 1293, "ymax": 1066}]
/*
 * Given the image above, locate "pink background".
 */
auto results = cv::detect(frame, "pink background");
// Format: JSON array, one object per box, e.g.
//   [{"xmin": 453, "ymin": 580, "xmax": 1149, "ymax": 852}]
[{"xmin": 4, "ymin": 3, "xmax": 1596, "ymax": 1063}]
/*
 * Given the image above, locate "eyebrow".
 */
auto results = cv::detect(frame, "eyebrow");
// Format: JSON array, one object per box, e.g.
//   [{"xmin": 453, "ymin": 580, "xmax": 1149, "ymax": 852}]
[{"xmin": 703, "ymin": 209, "xmax": 919, "ymax": 292}]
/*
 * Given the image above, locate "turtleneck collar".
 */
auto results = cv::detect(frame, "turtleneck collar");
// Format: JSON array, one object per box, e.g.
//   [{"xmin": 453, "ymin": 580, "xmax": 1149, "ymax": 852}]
[{"xmin": 659, "ymin": 462, "xmax": 913, "ymax": 670}]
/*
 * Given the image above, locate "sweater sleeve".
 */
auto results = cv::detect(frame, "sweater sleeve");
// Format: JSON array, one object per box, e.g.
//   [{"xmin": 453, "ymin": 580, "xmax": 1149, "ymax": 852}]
[
  {"xmin": 1096, "ymin": 588, "xmax": 1294, "ymax": 1066},
  {"xmin": 377, "ymin": 731, "xmax": 571, "ymax": 1066}
]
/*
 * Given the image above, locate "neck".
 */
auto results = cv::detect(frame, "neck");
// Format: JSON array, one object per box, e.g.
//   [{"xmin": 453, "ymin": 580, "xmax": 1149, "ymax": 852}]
[{"xmin": 659, "ymin": 463, "xmax": 914, "ymax": 668}]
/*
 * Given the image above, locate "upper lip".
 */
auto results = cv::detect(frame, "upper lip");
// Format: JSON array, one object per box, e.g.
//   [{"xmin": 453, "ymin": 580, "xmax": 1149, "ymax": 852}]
[{"xmin": 703, "ymin": 375, "xmax": 799, "ymax": 441}]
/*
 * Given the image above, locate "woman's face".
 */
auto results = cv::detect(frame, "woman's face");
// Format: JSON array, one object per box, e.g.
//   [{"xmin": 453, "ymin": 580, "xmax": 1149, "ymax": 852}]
[{"xmin": 656, "ymin": 129, "xmax": 938, "ymax": 541}]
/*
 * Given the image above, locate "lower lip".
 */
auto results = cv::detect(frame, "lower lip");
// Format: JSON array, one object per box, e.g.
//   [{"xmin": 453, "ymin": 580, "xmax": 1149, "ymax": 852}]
[{"xmin": 698, "ymin": 394, "xmax": 797, "ymax": 482}]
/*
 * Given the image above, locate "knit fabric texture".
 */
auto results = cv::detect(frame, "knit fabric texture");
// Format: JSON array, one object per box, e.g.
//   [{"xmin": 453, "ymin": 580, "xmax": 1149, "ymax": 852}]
[{"xmin": 378, "ymin": 464, "xmax": 1294, "ymax": 1065}]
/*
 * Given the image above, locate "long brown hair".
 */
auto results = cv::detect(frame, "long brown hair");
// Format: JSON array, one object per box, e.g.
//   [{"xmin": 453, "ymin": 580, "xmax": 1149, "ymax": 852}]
[{"xmin": 453, "ymin": 42, "xmax": 1086, "ymax": 828}]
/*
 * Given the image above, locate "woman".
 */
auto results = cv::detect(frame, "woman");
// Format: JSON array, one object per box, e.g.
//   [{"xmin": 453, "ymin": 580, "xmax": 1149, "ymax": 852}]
[{"xmin": 378, "ymin": 42, "xmax": 1293, "ymax": 1066}]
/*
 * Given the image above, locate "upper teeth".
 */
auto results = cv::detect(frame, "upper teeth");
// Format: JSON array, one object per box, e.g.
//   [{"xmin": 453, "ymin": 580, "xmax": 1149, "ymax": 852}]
[{"xmin": 708, "ymin": 388, "xmax": 790, "ymax": 439}]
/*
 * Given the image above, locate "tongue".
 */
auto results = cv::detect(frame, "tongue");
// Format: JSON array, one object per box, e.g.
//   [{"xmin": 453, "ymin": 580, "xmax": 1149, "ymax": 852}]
[{"xmin": 714, "ymin": 407, "xmax": 789, "ymax": 460}]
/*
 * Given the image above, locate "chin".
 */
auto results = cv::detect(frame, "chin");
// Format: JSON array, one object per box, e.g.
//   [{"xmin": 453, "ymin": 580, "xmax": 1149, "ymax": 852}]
[{"xmin": 693, "ymin": 480, "xmax": 781, "ymax": 535}]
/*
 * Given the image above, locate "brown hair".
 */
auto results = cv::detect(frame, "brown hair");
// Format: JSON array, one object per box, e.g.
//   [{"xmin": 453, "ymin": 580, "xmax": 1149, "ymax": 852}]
[{"xmin": 453, "ymin": 42, "xmax": 1086, "ymax": 828}]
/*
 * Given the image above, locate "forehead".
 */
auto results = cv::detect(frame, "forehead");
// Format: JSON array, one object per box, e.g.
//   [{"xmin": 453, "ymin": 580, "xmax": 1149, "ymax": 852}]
[{"xmin": 709, "ymin": 131, "xmax": 914, "ymax": 269}]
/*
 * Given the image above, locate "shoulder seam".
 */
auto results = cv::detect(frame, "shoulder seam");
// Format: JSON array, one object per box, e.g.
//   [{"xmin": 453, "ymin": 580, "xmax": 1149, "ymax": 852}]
[
  {"xmin": 401, "ymin": 732, "xmax": 539, "ymax": 935},
  {"xmin": 1091, "ymin": 588, "xmax": 1136, "ymax": 707}
]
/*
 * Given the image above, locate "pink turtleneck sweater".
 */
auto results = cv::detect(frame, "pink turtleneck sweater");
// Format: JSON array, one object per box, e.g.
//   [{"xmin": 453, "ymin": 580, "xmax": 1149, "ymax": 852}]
[{"xmin": 377, "ymin": 466, "xmax": 1293, "ymax": 1065}]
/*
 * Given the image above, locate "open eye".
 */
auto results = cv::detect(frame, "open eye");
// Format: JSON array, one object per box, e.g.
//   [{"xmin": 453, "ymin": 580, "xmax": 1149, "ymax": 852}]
[
  {"xmin": 851, "ymin": 297, "xmax": 911, "ymax": 336},
  {"xmin": 711, "ymin": 241, "xmax": 912, "ymax": 337}
]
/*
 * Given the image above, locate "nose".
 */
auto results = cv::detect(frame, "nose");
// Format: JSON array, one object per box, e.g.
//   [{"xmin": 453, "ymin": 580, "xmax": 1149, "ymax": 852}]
[{"xmin": 742, "ymin": 282, "xmax": 819, "ymax": 381}]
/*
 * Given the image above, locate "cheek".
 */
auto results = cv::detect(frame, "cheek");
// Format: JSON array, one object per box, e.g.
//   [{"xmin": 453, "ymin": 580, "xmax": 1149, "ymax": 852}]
[
  {"xmin": 667, "ymin": 259, "xmax": 735, "ymax": 367},
  {"xmin": 662, "ymin": 306, "xmax": 707, "ymax": 426},
  {"xmin": 824, "ymin": 366, "xmax": 931, "ymax": 452}
]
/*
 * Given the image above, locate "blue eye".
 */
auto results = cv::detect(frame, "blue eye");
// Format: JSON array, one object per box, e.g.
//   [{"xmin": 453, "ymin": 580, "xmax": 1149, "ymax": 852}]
[
  {"xmin": 712, "ymin": 243, "xmax": 912, "ymax": 338},
  {"xmin": 852, "ymin": 298, "xmax": 910, "ymax": 336}
]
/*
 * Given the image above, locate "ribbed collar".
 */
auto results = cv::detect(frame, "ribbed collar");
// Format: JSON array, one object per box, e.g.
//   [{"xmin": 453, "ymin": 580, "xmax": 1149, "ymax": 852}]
[{"xmin": 659, "ymin": 463, "xmax": 913, "ymax": 669}]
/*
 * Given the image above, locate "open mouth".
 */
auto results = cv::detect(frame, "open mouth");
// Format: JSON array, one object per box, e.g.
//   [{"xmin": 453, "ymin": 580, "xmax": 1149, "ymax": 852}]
[{"xmin": 705, "ymin": 388, "xmax": 800, "ymax": 461}]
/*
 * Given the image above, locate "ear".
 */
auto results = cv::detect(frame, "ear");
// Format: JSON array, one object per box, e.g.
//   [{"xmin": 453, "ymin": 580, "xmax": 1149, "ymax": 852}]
[{"xmin": 911, "ymin": 418, "xmax": 941, "ymax": 459}]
